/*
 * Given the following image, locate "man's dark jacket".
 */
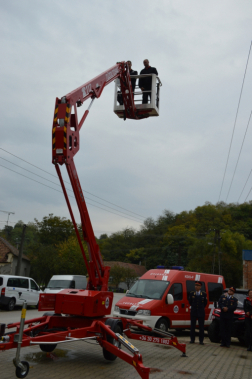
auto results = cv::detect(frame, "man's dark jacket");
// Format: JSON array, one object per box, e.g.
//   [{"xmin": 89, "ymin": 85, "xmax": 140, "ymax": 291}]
[
  {"xmin": 139, "ymin": 66, "xmax": 158, "ymax": 90},
  {"xmin": 189, "ymin": 291, "xmax": 207, "ymax": 318},
  {"xmin": 218, "ymin": 294, "xmax": 238, "ymax": 319},
  {"xmin": 244, "ymin": 297, "xmax": 252, "ymax": 316},
  {"xmin": 129, "ymin": 69, "xmax": 138, "ymax": 92}
]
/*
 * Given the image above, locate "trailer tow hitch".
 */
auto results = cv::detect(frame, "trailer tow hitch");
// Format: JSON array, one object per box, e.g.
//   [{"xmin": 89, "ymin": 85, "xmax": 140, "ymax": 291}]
[{"xmin": 13, "ymin": 301, "xmax": 30, "ymax": 378}]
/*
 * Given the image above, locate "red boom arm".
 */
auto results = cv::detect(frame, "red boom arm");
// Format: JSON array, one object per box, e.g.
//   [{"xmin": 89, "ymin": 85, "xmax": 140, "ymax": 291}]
[{"xmin": 52, "ymin": 61, "xmax": 144, "ymax": 291}]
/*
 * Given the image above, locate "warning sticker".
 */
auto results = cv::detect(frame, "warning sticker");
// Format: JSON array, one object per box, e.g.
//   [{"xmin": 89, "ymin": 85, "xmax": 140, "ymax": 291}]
[{"xmin": 105, "ymin": 297, "xmax": 110, "ymax": 309}]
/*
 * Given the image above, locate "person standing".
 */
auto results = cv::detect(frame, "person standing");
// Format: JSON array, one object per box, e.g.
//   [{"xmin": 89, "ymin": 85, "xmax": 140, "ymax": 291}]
[
  {"xmin": 127, "ymin": 61, "xmax": 138, "ymax": 93},
  {"xmin": 189, "ymin": 281, "xmax": 207, "ymax": 345},
  {"xmin": 244, "ymin": 289, "xmax": 252, "ymax": 351},
  {"xmin": 139, "ymin": 59, "xmax": 158, "ymax": 104},
  {"xmin": 218, "ymin": 286, "xmax": 238, "ymax": 348}
]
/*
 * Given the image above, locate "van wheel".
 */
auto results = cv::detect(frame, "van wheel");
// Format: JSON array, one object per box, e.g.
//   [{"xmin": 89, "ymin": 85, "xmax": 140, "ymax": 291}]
[
  {"xmin": 6, "ymin": 298, "xmax": 16, "ymax": 311},
  {"xmin": 208, "ymin": 321, "xmax": 221, "ymax": 343},
  {"xmin": 155, "ymin": 318, "xmax": 169, "ymax": 332}
]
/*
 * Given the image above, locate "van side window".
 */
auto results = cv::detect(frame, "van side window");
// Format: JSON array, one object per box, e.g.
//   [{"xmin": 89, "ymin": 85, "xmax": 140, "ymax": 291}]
[
  {"xmin": 0, "ymin": 277, "xmax": 3, "ymax": 286},
  {"xmin": 31, "ymin": 280, "xmax": 39, "ymax": 291},
  {"xmin": 7, "ymin": 278, "xmax": 19, "ymax": 287},
  {"xmin": 18, "ymin": 278, "xmax": 29, "ymax": 289},
  {"xmin": 186, "ymin": 280, "xmax": 206, "ymax": 300},
  {"xmin": 208, "ymin": 282, "xmax": 223, "ymax": 301},
  {"xmin": 168, "ymin": 283, "xmax": 183, "ymax": 301},
  {"xmin": 7, "ymin": 278, "xmax": 14, "ymax": 287},
  {"xmin": 70, "ymin": 281, "xmax": 75, "ymax": 289}
]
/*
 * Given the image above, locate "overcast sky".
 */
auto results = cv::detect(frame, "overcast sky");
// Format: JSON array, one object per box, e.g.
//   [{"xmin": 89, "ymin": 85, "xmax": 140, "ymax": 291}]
[{"xmin": 1, "ymin": 0, "xmax": 252, "ymax": 237}]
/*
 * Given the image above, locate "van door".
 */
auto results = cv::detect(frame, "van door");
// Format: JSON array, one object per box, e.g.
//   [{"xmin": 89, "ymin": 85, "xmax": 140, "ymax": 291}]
[
  {"xmin": 6, "ymin": 277, "xmax": 30, "ymax": 305},
  {"xmin": 30, "ymin": 279, "xmax": 40, "ymax": 305},
  {"xmin": 166, "ymin": 282, "xmax": 185, "ymax": 328}
]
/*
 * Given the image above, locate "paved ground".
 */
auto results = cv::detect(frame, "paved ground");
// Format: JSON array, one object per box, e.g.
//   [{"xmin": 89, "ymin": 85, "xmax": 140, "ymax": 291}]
[{"xmin": 1, "ymin": 296, "xmax": 252, "ymax": 379}]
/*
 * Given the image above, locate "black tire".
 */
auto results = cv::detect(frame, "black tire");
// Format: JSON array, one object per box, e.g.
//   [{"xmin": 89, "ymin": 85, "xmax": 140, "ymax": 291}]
[
  {"xmin": 16, "ymin": 361, "xmax": 29, "ymax": 378},
  {"xmin": 6, "ymin": 298, "xmax": 16, "ymax": 311},
  {"xmin": 208, "ymin": 321, "xmax": 221, "ymax": 343},
  {"xmin": 39, "ymin": 344, "xmax": 57, "ymax": 352},
  {"xmin": 155, "ymin": 317, "xmax": 169, "ymax": 332},
  {"xmin": 238, "ymin": 333, "xmax": 249, "ymax": 346},
  {"xmin": 103, "ymin": 319, "xmax": 122, "ymax": 361}
]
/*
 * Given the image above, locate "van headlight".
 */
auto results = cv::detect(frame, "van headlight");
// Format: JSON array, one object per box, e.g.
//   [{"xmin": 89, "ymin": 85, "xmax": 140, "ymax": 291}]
[
  {"xmin": 114, "ymin": 306, "xmax": 120, "ymax": 312},
  {"xmin": 136, "ymin": 309, "xmax": 151, "ymax": 316}
]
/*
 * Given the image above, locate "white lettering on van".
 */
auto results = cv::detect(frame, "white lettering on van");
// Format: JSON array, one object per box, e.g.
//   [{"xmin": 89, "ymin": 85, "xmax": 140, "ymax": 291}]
[
  {"xmin": 185, "ymin": 275, "xmax": 194, "ymax": 278},
  {"xmin": 195, "ymin": 274, "xmax": 201, "ymax": 281},
  {"xmin": 164, "ymin": 270, "xmax": 170, "ymax": 274},
  {"xmin": 218, "ymin": 277, "xmax": 223, "ymax": 283},
  {"xmin": 162, "ymin": 276, "xmax": 168, "ymax": 281}
]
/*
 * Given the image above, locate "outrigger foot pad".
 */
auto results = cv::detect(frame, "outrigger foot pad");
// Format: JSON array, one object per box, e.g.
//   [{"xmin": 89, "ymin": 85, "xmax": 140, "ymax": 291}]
[{"xmin": 181, "ymin": 353, "xmax": 187, "ymax": 357}]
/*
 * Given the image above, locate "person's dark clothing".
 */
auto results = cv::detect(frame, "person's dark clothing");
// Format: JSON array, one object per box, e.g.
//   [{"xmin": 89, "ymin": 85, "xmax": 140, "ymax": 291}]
[
  {"xmin": 139, "ymin": 66, "xmax": 158, "ymax": 104},
  {"xmin": 189, "ymin": 290, "xmax": 207, "ymax": 343},
  {"xmin": 244, "ymin": 297, "xmax": 252, "ymax": 349},
  {"xmin": 218, "ymin": 294, "xmax": 238, "ymax": 346},
  {"xmin": 129, "ymin": 69, "xmax": 138, "ymax": 92}
]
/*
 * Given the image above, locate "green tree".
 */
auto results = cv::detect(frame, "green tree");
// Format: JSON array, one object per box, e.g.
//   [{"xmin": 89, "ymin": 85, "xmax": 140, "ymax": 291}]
[
  {"xmin": 110, "ymin": 264, "xmax": 126, "ymax": 288},
  {"xmin": 124, "ymin": 267, "xmax": 138, "ymax": 290}
]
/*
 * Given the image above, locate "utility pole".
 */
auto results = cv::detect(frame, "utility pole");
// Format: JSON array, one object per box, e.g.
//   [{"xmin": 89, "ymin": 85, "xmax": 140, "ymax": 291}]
[
  {"xmin": 0, "ymin": 210, "xmax": 15, "ymax": 226},
  {"xmin": 16, "ymin": 224, "xmax": 27, "ymax": 276}
]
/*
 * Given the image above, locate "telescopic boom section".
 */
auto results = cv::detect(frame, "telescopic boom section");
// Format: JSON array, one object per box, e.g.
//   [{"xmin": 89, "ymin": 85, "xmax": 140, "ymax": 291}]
[{"xmin": 52, "ymin": 62, "xmax": 141, "ymax": 291}]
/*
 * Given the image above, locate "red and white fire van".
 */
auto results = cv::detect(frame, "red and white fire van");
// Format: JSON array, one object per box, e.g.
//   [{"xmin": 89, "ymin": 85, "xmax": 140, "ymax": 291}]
[{"xmin": 113, "ymin": 268, "xmax": 226, "ymax": 332}]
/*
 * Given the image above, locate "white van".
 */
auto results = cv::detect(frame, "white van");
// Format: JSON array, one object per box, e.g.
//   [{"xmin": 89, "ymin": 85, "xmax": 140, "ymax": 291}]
[
  {"xmin": 44, "ymin": 275, "xmax": 87, "ymax": 294},
  {"xmin": 0, "ymin": 275, "xmax": 42, "ymax": 311}
]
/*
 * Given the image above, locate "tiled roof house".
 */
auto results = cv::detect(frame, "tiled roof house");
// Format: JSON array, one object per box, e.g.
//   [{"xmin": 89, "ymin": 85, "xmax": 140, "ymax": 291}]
[{"xmin": 0, "ymin": 237, "xmax": 30, "ymax": 276}]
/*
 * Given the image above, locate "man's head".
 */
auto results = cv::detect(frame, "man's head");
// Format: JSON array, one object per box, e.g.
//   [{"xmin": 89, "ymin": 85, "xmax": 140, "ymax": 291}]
[
  {"xmin": 143, "ymin": 59, "xmax": 149, "ymax": 68},
  {"xmin": 228, "ymin": 287, "xmax": 236, "ymax": 296},
  {"xmin": 195, "ymin": 281, "xmax": 202, "ymax": 291},
  {"xmin": 127, "ymin": 61, "xmax": 132, "ymax": 69}
]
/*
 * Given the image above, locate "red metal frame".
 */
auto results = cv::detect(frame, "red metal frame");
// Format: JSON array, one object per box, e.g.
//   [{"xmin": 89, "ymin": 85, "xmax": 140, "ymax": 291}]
[
  {"xmin": 52, "ymin": 61, "xmax": 149, "ymax": 295},
  {"xmin": 1, "ymin": 315, "xmax": 186, "ymax": 379}
]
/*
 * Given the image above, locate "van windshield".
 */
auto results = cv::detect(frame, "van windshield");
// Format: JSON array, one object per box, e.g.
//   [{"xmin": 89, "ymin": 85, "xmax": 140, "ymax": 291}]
[
  {"xmin": 46, "ymin": 280, "xmax": 75, "ymax": 289},
  {"xmin": 126, "ymin": 279, "xmax": 170, "ymax": 300}
]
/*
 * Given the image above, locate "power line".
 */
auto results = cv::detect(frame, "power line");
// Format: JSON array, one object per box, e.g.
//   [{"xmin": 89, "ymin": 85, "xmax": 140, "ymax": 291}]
[
  {"xmin": 0, "ymin": 164, "xmax": 143, "ymax": 224},
  {"xmin": 226, "ymin": 110, "xmax": 252, "ymax": 201},
  {"xmin": 0, "ymin": 156, "xmax": 144, "ymax": 222},
  {"xmin": 244, "ymin": 184, "xmax": 252, "ymax": 202},
  {"xmin": 218, "ymin": 40, "xmax": 252, "ymax": 202},
  {"xmin": 238, "ymin": 167, "xmax": 252, "ymax": 202},
  {"xmin": 0, "ymin": 147, "xmax": 146, "ymax": 219}
]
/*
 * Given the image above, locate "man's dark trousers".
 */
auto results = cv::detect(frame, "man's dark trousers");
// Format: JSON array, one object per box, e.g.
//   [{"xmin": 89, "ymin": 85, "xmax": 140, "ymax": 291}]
[
  {"xmin": 220, "ymin": 316, "xmax": 232, "ymax": 346},
  {"xmin": 142, "ymin": 91, "xmax": 151, "ymax": 104}
]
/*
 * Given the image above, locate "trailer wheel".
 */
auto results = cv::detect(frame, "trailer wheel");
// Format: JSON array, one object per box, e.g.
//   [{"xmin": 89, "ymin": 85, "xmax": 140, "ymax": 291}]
[
  {"xmin": 208, "ymin": 321, "xmax": 221, "ymax": 343},
  {"xmin": 16, "ymin": 361, "xmax": 29, "ymax": 378},
  {"xmin": 103, "ymin": 319, "xmax": 122, "ymax": 361},
  {"xmin": 155, "ymin": 317, "xmax": 169, "ymax": 332},
  {"xmin": 39, "ymin": 344, "xmax": 57, "ymax": 352}
]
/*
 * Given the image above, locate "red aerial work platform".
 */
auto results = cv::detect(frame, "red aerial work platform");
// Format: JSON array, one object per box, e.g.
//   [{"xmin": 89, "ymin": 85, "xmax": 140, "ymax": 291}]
[{"xmin": 0, "ymin": 62, "xmax": 185, "ymax": 379}]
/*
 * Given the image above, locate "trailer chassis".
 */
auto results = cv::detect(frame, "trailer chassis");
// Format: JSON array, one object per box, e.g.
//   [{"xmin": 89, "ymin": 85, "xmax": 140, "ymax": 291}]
[{"xmin": 0, "ymin": 302, "xmax": 186, "ymax": 379}]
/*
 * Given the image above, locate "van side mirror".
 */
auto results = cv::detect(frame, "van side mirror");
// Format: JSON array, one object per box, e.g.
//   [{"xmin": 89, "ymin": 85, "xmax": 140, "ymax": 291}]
[{"xmin": 167, "ymin": 294, "xmax": 174, "ymax": 305}]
